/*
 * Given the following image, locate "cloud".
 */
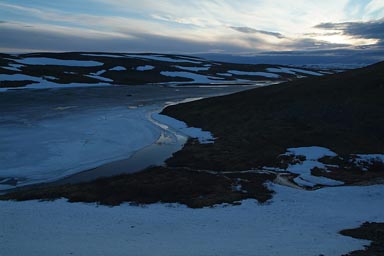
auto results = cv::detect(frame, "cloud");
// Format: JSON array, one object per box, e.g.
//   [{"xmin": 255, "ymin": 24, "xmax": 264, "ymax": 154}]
[
  {"xmin": 304, "ymin": 32, "xmax": 341, "ymax": 37},
  {"xmin": 0, "ymin": 19, "xmax": 361, "ymax": 55},
  {"xmin": 287, "ymin": 38, "xmax": 349, "ymax": 50},
  {"xmin": 0, "ymin": 22, "xmax": 267, "ymax": 54},
  {"xmin": 150, "ymin": 14, "xmax": 219, "ymax": 28},
  {"xmin": 230, "ymin": 26, "xmax": 285, "ymax": 39},
  {"xmin": 344, "ymin": 0, "xmax": 384, "ymax": 20},
  {"xmin": 0, "ymin": 0, "xmax": 383, "ymax": 53},
  {"xmin": 315, "ymin": 19, "xmax": 384, "ymax": 44}
]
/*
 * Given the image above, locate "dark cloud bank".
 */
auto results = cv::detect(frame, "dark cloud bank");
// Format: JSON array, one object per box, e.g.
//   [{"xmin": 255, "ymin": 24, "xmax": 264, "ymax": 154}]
[
  {"xmin": 0, "ymin": 19, "xmax": 383, "ymax": 65},
  {"xmin": 230, "ymin": 26, "xmax": 285, "ymax": 39},
  {"xmin": 315, "ymin": 18, "xmax": 384, "ymax": 45}
]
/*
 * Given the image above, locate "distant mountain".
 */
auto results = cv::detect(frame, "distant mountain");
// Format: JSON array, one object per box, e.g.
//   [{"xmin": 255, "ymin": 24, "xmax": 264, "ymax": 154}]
[
  {"xmin": 163, "ymin": 61, "xmax": 384, "ymax": 174},
  {"xmin": 0, "ymin": 52, "xmax": 333, "ymax": 91},
  {"xmin": 196, "ymin": 49, "xmax": 383, "ymax": 67}
]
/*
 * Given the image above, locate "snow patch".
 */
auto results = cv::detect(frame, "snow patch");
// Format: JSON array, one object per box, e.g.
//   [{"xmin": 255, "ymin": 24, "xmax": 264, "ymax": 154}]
[
  {"xmin": 85, "ymin": 74, "xmax": 113, "ymax": 82},
  {"xmin": 91, "ymin": 70, "xmax": 106, "ymax": 76},
  {"xmin": 354, "ymin": 154, "xmax": 384, "ymax": 163},
  {"xmin": 126, "ymin": 54, "xmax": 202, "ymax": 64},
  {"xmin": 152, "ymin": 113, "xmax": 214, "ymax": 144},
  {"xmin": 1, "ymin": 63, "xmax": 25, "ymax": 72},
  {"xmin": 85, "ymin": 70, "xmax": 112, "ymax": 82},
  {"xmin": 0, "ymin": 74, "xmax": 39, "ymax": 81},
  {"xmin": 228, "ymin": 70, "xmax": 280, "ymax": 78},
  {"xmin": 299, "ymin": 63, "xmax": 366, "ymax": 70},
  {"xmin": 353, "ymin": 154, "xmax": 384, "ymax": 170},
  {"xmin": 287, "ymin": 146, "xmax": 337, "ymax": 160},
  {"xmin": 109, "ymin": 66, "xmax": 127, "ymax": 71},
  {"xmin": 42, "ymin": 76, "xmax": 58, "ymax": 80},
  {"xmin": 266, "ymin": 67, "xmax": 297, "ymax": 75},
  {"xmin": 13, "ymin": 57, "xmax": 103, "ymax": 67},
  {"xmin": 161, "ymin": 71, "xmax": 220, "ymax": 84},
  {"xmin": 273, "ymin": 147, "xmax": 344, "ymax": 187},
  {"xmin": 0, "ymin": 73, "xmax": 110, "ymax": 91},
  {"xmin": 216, "ymin": 73, "xmax": 233, "ymax": 77},
  {"xmin": 82, "ymin": 53, "xmax": 125, "ymax": 58},
  {"xmin": 136, "ymin": 65, "xmax": 155, "ymax": 71},
  {"xmin": 266, "ymin": 67, "xmax": 323, "ymax": 76},
  {"xmin": 10, "ymin": 63, "xmax": 24, "ymax": 69},
  {"xmin": 175, "ymin": 66, "xmax": 210, "ymax": 72},
  {"xmin": 1, "ymin": 67, "xmax": 18, "ymax": 72}
]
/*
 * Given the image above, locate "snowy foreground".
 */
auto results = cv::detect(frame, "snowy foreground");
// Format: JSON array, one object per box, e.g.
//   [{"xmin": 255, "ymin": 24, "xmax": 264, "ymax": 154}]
[{"xmin": 1, "ymin": 184, "xmax": 383, "ymax": 256}]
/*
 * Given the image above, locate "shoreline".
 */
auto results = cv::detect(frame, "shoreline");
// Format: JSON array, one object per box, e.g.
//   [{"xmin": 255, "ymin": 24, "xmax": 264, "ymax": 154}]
[{"xmin": 0, "ymin": 84, "xmax": 258, "ymax": 191}]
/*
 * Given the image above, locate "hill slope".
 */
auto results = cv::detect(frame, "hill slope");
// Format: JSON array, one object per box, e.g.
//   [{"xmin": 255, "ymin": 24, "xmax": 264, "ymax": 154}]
[{"xmin": 163, "ymin": 61, "xmax": 384, "ymax": 171}]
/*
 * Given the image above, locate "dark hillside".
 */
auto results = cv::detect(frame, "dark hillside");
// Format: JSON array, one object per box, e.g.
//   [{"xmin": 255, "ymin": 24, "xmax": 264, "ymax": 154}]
[{"xmin": 163, "ymin": 61, "xmax": 384, "ymax": 170}]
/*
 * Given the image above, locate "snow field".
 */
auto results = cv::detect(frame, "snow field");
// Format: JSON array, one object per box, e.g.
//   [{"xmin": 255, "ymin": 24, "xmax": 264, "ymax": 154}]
[{"xmin": 1, "ymin": 184, "xmax": 383, "ymax": 256}]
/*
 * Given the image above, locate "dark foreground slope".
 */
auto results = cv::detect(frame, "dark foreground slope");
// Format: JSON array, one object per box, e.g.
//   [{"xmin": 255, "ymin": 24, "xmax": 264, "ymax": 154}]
[
  {"xmin": 1, "ymin": 167, "xmax": 275, "ymax": 208},
  {"xmin": 163, "ymin": 61, "xmax": 384, "ymax": 171}
]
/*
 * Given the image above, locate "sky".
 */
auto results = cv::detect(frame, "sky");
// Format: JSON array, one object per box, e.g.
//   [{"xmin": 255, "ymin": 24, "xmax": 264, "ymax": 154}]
[{"xmin": 0, "ymin": 0, "xmax": 383, "ymax": 57}]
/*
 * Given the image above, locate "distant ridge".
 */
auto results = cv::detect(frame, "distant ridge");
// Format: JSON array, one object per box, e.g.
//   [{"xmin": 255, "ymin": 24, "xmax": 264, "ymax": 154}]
[{"xmin": 1, "ymin": 52, "xmax": 333, "ymax": 91}]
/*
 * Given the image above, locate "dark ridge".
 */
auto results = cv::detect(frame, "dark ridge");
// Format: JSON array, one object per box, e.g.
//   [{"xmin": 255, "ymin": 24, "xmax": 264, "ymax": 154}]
[
  {"xmin": 0, "ymin": 167, "xmax": 275, "ymax": 208},
  {"xmin": 0, "ymin": 80, "xmax": 38, "ymax": 88},
  {"xmin": 340, "ymin": 222, "xmax": 384, "ymax": 255}
]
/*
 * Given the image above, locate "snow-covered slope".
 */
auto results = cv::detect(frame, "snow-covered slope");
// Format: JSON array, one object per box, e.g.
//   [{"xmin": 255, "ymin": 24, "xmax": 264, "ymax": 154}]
[{"xmin": 0, "ymin": 52, "xmax": 335, "ymax": 91}]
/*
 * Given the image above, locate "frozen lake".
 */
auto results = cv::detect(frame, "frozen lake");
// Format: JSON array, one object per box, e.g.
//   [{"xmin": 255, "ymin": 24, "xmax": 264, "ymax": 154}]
[{"xmin": 0, "ymin": 84, "xmax": 254, "ymax": 189}]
